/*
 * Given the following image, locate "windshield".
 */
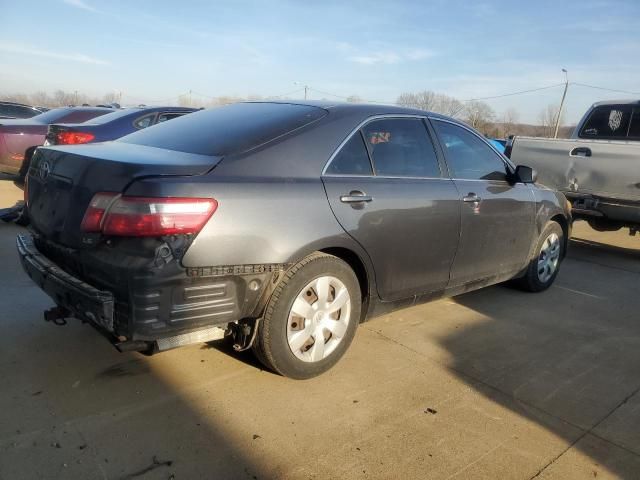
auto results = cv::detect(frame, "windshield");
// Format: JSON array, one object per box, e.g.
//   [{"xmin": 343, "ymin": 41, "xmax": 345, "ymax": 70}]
[
  {"xmin": 29, "ymin": 108, "xmax": 74, "ymax": 124},
  {"xmin": 80, "ymin": 109, "xmax": 144, "ymax": 125}
]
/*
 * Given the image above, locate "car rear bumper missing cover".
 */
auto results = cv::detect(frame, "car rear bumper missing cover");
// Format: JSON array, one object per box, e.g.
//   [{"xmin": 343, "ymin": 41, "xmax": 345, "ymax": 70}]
[{"xmin": 17, "ymin": 234, "xmax": 115, "ymax": 331}]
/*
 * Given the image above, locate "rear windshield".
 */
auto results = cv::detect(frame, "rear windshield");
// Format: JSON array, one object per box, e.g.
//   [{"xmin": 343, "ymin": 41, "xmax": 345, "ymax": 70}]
[
  {"xmin": 30, "ymin": 108, "xmax": 112, "ymax": 124},
  {"xmin": 118, "ymin": 102, "xmax": 327, "ymax": 156},
  {"xmin": 80, "ymin": 108, "xmax": 144, "ymax": 125}
]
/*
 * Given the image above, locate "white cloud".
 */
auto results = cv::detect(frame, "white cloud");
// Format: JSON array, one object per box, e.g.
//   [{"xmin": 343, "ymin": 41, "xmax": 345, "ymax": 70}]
[
  {"xmin": 0, "ymin": 43, "xmax": 110, "ymax": 65},
  {"xmin": 348, "ymin": 51, "xmax": 401, "ymax": 65},
  {"xmin": 348, "ymin": 48, "xmax": 435, "ymax": 65},
  {"xmin": 62, "ymin": 0, "xmax": 99, "ymax": 13},
  {"xmin": 405, "ymin": 48, "xmax": 434, "ymax": 61}
]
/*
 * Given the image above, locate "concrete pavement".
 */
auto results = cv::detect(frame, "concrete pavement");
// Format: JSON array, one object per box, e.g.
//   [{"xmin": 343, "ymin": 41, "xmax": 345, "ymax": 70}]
[{"xmin": 1, "ymin": 180, "xmax": 639, "ymax": 479}]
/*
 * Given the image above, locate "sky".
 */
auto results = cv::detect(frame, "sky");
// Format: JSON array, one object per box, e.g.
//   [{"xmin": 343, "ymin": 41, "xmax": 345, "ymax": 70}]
[{"xmin": 0, "ymin": 0, "xmax": 638, "ymax": 123}]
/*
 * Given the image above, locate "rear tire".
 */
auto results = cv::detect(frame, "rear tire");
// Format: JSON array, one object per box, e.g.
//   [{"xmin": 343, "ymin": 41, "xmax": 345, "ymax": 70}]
[
  {"xmin": 252, "ymin": 252, "xmax": 361, "ymax": 379},
  {"xmin": 515, "ymin": 221, "xmax": 564, "ymax": 292}
]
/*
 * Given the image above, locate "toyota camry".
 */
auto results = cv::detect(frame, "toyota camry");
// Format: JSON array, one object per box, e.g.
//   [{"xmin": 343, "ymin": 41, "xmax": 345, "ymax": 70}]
[{"xmin": 18, "ymin": 101, "xmax": 570, "ymax": 379}]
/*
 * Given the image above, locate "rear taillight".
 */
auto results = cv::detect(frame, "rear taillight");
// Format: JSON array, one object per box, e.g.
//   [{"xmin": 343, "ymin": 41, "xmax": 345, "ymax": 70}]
[
  {"xmin": 81, "ymin": 194, "xmax": 217, "ymax": 237},
  {"xmin": 80, "ymin": 192, "xmax": 118, "ymax": 232},
  {"xmin": 56, "ymin": 131, "xmax": 95, "ymax": 145}
]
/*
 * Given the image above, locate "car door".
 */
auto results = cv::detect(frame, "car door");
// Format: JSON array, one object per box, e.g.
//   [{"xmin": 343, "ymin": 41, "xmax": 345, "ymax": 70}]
[
  {"xmin": 431, "ymin": 119, "xmax": 536, "ymax": 287},
  {"xmin": 322, "ymin": 116, "xmax": 460, "ymax": 301}
]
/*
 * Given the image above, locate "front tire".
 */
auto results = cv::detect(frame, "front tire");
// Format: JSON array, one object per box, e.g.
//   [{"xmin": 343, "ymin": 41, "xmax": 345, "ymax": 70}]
[
  {"xmin": 515, "ymin": 221, "xmax": 564, "ymax": 292},
  {"xmin": 252, "ymin": 253, "xmax": 361, "ymax": 379}
]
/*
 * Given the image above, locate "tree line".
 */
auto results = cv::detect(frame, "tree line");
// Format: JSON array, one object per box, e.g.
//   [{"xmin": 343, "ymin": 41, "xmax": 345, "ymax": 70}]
[{"xmin": 2, "ymin": 89, "xmax": 573, "ymax": 138}]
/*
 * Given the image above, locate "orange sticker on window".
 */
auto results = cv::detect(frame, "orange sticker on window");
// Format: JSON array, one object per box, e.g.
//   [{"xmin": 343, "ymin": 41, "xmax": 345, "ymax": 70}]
[{"xmin": 369, "ymin": 132, "xmax": 391, "ymax": 144}]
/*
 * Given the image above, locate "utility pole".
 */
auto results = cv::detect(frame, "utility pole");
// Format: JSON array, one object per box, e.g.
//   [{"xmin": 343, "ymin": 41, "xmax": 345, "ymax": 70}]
[
  {"xmin": 294, "ymin": 82, "xmax": 309, "ymax": 100},
  {"xmin": 553, "ymin": 69, "xmax": 569, "ymax": 139}
]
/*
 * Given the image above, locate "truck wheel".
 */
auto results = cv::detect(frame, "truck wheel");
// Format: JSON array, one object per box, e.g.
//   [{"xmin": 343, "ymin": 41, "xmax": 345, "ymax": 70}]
[
  {"xmin": 515, "ymin": 222, "xmax": 564, "ymax": 292},
  {"xmin": 252, "ymin": 253, "xmax": 361, "ymax": 379}
]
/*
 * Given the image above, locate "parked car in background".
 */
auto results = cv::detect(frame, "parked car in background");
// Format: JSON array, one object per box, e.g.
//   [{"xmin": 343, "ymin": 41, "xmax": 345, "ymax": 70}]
[
  {"xmin": 488, "ymin": 138, "xmax": 506, "ymax": 153},
  {"xmin": 0, "ymin": 106, "xmax": 113, "ymax": 176},
  {"xmin": 18, "ymin": 101, "xmax": 570, "ymax": 379},
  {"xmin": 0, "ymin": 101, "xmax": 45, "ymax": 120},
  {"xmin": 44, "ymin": 106, "xmax": 198, "ymax": 146},
  {"xmin": 507, "ymin": 100, "xmax": 640, "ymax": 234}
]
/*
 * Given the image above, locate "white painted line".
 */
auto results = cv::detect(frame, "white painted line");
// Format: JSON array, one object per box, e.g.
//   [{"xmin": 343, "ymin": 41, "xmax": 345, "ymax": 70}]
[{"xmin": 556, "ymin": 285, "xmax": 604, "ymax": 300}]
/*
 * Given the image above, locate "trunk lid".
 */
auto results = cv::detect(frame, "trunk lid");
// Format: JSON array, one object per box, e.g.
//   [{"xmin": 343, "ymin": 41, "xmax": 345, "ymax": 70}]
[{"xmin": 28, "ymin": 142, "xmax": 221, "ymax": 248}]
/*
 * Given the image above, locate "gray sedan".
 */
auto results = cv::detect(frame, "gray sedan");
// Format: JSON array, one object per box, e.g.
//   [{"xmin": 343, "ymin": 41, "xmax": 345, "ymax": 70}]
[{"xmin": 19, "ymin": 101, "xmax": 570, "ymax": 379}]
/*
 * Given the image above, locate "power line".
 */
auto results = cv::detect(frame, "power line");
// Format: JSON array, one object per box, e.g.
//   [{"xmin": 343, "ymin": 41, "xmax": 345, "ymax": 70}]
[
  {"xmin": 462, "ymin": 83, "xmax": 565, "ymax": 102},
  {"xmin": 571, "ymin": 82, "xmax": 640, "ymax": 96}
]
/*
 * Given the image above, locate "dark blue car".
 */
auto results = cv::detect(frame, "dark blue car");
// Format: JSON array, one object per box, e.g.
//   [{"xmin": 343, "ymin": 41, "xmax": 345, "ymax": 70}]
[{"xmin": 44, "ymin": 106, "xmax": 197, "ymax": 145}]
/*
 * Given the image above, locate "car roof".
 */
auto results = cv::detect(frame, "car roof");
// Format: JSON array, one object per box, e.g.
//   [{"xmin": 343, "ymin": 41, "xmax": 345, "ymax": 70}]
[
  {"xmin": 0, "ymin": 101, "xmax": 39, "ymax": 108},
  {"xmin": 248, "ymin": 100, "xmax": 452, "ymax": 120},
  {"xmin": 591, "ymin": 99, "xmax": 640, "ymax": 107}
]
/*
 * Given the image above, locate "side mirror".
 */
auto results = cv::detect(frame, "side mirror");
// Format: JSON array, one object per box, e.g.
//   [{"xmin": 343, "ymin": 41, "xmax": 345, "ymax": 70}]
[{"xmin": 515, "ymin": 165, "xmax": 537, "ymax": 184}]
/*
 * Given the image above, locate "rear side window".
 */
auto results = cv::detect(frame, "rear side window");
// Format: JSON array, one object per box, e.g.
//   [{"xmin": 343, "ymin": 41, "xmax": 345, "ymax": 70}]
[
  {"xmin": 158, "ymin": 112, "xmax": 185, "ymax": 122},
  {"xmin": 433, "ymin": 120, "xmax": 507, "ymax": 181},
  {"xmin": 325, "ymin": 132, "xmax": 372, "ymax": 175},
  {"xmin": 119, "ymin": 102, "xmax": 327, "ymax": 156},
  {"xmin": 362, "ymin": 118, "xmax": 441, "ymax": 177},
  {"xmin": 579, "ymin": 105, "xmax": 632, "ymax": 139},
  {"xmin": 134, "ymin": 114, "xmax": 155, "ymax": 129}
]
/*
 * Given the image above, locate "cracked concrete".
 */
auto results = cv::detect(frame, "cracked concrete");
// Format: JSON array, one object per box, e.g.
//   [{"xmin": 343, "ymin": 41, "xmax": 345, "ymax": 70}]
[{"xmin": 1, "ymin": 180, "xmax": 639, "ymax": 479}]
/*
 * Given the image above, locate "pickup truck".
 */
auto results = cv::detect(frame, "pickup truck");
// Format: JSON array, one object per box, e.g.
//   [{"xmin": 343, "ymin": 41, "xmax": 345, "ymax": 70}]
[{"xmin": 506, "ymin": 100, "xmax": 640, "ymax": 234}]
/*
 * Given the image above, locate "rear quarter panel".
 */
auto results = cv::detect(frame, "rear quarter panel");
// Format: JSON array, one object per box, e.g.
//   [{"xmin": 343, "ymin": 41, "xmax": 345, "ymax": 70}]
[{"xmin": 0, "ymin": 125, "xmax": 46, "ymax": 173}]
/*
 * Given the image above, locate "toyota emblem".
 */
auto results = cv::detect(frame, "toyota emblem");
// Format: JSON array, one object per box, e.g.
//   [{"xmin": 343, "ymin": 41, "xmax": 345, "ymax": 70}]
[{"xmin": 39, "ymin": 161, "xmax": 51, "ymax": 180}]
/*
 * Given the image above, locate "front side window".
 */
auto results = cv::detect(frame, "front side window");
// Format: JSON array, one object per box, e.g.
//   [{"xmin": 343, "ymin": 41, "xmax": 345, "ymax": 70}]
[
  {"xmin": 433, "ymin": 120, "xmax": 507, "ymax": 181},
  {"xmin": 362, "ymin": 118, "xmax": 441, "ymax": 177},
  {"xmin": 325, "ymin": 131, "xmax": 373, "ymax": 176},
  {"xmin": 579, "ymin": 105, "xmax": 632, "ymax": 139}
]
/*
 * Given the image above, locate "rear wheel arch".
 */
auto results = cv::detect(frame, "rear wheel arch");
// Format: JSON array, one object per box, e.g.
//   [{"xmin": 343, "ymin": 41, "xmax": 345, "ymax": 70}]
[{"xmin": 319, "ymin": 247, "xmax": 370, "ymax": 321}]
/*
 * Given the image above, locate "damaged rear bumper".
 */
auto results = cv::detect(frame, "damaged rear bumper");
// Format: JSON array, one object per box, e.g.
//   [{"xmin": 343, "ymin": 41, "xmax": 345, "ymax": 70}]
[
  {"xmin": 17, "ymin": 234, "xmax": 115, "ymax": 331},
  {"xmin": 17, "ymin": 234, "xmax": 285, "ymax": 349}
]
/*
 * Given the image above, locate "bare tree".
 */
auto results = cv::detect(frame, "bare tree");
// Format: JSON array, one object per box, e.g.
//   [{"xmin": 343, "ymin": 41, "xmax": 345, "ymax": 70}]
[
  {"xmin": 396, "ymin": 90, "xmax": 464, "ymax": 117},
  {"xmin": 346, "ymin": 95, "xmax": 363, "ymax": 103},
  {"xmin": 102, "ymin": 92, "xmax": 118, "ymax": 104},
  {"xmin": 464, "ymin": 100, "xmax": 495, "ymax": 134},
  {"xmin": 501, "ymin": 107, "xmax": 519, "ymax": 138},
  {"xmin": 537, "ymin": 104, "xmax": 563, "ymax": 137}
]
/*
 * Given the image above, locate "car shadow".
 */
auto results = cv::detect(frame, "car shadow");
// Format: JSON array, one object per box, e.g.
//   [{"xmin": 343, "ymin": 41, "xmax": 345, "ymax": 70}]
[{"xmin": 446, "ymin": 236, "xmax": 640, "ymax": 477}]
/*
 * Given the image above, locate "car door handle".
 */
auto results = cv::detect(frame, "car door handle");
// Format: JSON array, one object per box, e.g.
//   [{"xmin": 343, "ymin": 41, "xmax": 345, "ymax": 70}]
[
  {"xmin": 570, "ymin": 147, "xmax": 592, "ymax": 157},
  {"xmin": 340, "ymin": 191, "xmax": 373, "ymax": 203},
  {"xmin": 463, "ymin": 193, "xmax": 482, "ymax": 203}
]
